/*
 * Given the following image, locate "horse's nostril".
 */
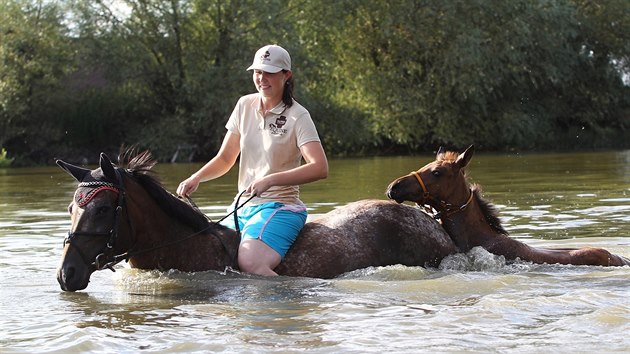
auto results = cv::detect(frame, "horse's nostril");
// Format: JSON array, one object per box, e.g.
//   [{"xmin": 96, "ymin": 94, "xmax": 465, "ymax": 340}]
[
  {"xmin": 60, "ymin": 266, "xmax": 75, "ymax": 283},
  {"xmin": 66, "ymin": 266, "xmax": 75, "ymax": 280}
]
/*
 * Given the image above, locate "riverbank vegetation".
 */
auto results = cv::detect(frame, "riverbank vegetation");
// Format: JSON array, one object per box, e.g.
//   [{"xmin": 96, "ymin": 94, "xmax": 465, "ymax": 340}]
[{"xmin": 1, "ymin": 0, "xmax": 629, "ymax": 165}]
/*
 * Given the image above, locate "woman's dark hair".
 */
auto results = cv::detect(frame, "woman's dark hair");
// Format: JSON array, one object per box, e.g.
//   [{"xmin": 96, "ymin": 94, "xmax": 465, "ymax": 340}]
[{"xmin": 282, "ymin": 70, "xmax": 294, "ymax": 107}]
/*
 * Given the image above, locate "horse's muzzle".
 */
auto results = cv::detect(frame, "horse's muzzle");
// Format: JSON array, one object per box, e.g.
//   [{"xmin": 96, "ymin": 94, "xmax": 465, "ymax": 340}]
[
  {"xmin": 57, "ymin": 263, "xmax": 91, "ymax": 292},
  {"xmin": 385, "ymin": 181, "xmax": 405, "ymax": 204}
]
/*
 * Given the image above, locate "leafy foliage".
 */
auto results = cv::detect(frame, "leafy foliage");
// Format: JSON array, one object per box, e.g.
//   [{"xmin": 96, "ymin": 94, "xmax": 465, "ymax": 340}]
[{"xmin": 1, "ymin": 0, "xmax": 629, "ymax": 164}]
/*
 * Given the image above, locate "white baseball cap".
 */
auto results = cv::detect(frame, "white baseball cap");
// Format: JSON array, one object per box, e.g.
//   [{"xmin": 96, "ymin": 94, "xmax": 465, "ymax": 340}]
[{"xmin": 246, "ymin": 45, "xmax": 291, "ymax": 73}]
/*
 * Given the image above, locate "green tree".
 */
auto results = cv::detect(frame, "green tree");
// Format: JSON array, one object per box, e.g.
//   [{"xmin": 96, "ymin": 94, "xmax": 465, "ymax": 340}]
[
  {"xmin": 295, "ymin": 0, "xmax": 629, "ymax": 151},
  {"xmin": 1, "ymin": 0, "xmax": 628, "ymax": 164},
  {"xmin": 0, "ymin": 0, "xmax": 73, "ymax": 163}
]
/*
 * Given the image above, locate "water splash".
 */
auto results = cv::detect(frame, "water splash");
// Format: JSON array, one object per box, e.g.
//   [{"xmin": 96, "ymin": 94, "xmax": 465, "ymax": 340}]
[{"xmin": 439, "ymin": 247, "xmax": 508, "ymax": 271}]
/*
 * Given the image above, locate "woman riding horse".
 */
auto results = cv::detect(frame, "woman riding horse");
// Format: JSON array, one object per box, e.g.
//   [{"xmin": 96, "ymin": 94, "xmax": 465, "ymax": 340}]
[{"xmin": 56, "ymin": 150, "xmax": 458, "ymax": 291}]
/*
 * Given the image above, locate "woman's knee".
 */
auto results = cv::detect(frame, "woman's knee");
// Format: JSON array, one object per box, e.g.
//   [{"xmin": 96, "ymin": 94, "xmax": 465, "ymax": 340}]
[{"xmin": 238, "ymin": 240, "xmax": 280, "ymax": 275}]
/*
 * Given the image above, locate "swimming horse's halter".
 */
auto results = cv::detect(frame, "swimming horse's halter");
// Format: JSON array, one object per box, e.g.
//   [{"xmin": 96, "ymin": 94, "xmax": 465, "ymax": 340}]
[
  {"xmin": 64, "ymin": 168, "xmax": 132, "ymax": 272},
  {"xmin": 409, "ymin": 171, "xmax": 474, "ymax": 220}
]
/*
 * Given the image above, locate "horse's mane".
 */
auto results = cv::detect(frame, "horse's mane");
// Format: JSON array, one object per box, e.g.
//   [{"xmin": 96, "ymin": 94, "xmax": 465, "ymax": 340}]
[
  {"xmin": 437, "ymin": 151, "xmax": 459, "ymax": 163},
  {"xmin": 117, "ymin": 148, "xmax": 212, "ymax": 231},
  {"xmin": 437, "ymin": 149, "xmax": 507, "ymax": 235},
  {"xmin": 470, "ymin": 183, "xmax": 508, "ymax": 235}
]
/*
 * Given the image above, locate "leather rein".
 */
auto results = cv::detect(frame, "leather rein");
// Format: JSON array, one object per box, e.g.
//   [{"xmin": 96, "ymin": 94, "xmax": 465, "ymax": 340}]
[{"xmin": 409, "ymin": 170, "xmax": 474, "ymax": 220}]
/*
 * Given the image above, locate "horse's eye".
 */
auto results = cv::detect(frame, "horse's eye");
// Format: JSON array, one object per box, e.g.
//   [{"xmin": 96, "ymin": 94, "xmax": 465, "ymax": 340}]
[
  {"xmin": 432, "ymin": 170, "xmax": 441, "ymax": 177},
  {"xmin": 96, "ymin": 206, "xmax": 111, "ymax": 216},
  {"xmin": 67, "ymin": 203, "xmax": 73, "ymax": 214}
]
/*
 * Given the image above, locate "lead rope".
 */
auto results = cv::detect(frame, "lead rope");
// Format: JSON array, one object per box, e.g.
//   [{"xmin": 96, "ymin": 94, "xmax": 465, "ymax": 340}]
[
  {"xmin": 231, "ymin": 190, "xmax": 252, "ymax": 239},
  {"xmin": 180, "ymin": 190, "xmax": 255, "ymax": 271},
  {"xmin": 227, "ymin": 190, "xmax": 254, "ymax": 270},
  {"xmin": 182, "ymin": 190, "xmax": 254, "ymax": 229}
]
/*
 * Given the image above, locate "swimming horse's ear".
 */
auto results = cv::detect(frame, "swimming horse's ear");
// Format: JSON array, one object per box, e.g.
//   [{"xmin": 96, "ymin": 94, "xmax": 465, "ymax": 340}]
[
  {"xmin": 56, "ymin": 159, "xmax": 90, "ymax": 182},
  {"xmin": 99, "ymin": 153, "xmax": 118, "ymax": 183},
  {"xmin": 455, "ymin": 145, "xmax": 475, "ymax": 169}
]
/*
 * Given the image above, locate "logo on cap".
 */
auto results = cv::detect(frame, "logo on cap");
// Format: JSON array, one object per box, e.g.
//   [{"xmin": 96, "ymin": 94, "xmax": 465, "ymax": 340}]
[{"xmin": 258, "ymin": 50, "xmax": 271, "ymax": 64}]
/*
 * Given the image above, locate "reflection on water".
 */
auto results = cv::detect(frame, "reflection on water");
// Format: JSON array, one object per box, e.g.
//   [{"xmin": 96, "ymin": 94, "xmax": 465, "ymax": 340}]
[{"xmin": 1, "ymin": 150, "xmax": 629, "ymax": 352}]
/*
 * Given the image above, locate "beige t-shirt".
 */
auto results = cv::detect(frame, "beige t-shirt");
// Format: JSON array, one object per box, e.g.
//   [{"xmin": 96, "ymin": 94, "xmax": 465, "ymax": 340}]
[{"xmin": 225, "ymin": 93, "xmax": 321, "ymax": 206}]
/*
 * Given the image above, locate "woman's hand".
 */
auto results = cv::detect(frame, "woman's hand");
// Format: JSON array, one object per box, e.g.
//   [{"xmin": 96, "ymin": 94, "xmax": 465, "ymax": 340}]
[
  {"xmin": 244, "ymin": 141, "xmax": 328, "ymax": 197},
  {"xmin": 177, "ymin": 175, "xmax": 200, "ymax": 197},
  {"xmin": 246, "ymin": 176, "xmax": 273, "ymax": 197}
]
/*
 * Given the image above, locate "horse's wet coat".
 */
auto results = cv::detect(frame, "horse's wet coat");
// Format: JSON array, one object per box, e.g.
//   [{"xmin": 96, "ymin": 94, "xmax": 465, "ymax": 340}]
[
  {"xmin": 277, "ymin": 200, "xmax": 458, "ymax": 277},
  {"xmin": 56, "ymin": 150, "xmax": 457, "ymax": 291},
  {"xmin": 386, "ymin": 145, "xmax": 630, "ymax": 267}
]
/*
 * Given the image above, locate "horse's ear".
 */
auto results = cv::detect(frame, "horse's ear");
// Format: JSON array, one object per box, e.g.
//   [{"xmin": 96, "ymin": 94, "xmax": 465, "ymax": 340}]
[
  {"xmin": 437, "ymin": 146, "xmax": 446, "ymax": 157},
  {"xmin": 56, "ymin": 159, "xmax": 90, "ymax": 182},
  {"xmin": 456, "ymin": 145, "xmax": 475, "ymax": 169},
  {"xmin": 99, "ymin": 153, "xmax": 118, "ymax": 182}
]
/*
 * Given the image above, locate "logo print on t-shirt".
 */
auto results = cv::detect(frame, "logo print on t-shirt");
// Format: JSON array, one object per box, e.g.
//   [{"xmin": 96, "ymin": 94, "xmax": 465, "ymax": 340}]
[
  {"xmin": 275, "ymin": 116, "xmax": 287, "ymax": 128},
  {"xmin": 269, "ymin": 115, "xmax": 288, "ymax": 136}
]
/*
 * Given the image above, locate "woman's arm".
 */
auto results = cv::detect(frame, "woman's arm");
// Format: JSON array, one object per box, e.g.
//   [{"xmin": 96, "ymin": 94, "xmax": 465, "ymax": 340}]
[
  {"xmin": 246, "ymin": 140, "xmax": 328, "ymax": 196},
  {"xmin": 177, "ymin": 131, "xmax": 241, "ymax": 197}
]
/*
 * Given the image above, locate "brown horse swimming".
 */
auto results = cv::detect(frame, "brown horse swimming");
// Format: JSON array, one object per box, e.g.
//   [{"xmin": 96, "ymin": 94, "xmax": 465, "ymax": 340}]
[
  {"xmin": 56, "ymin": 150, "xmax": 457, "ymax": 291},
  {"xmin": 386, "ymin": 145, "xmax": 630, "ymax": 267}
]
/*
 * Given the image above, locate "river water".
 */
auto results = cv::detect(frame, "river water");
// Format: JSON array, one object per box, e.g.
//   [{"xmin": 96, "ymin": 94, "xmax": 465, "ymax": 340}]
[{"xmin": 1, "ymin": 150, "xmax": 629, "ymax": 353}]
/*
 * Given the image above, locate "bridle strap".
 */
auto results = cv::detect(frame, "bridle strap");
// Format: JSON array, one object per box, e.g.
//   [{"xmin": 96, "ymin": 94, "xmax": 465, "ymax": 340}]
[
  {"xmin": 92, "ymin": 168, "xmax": 138, "ymax": 271},
  {"xmin": 409, "ymin": 170, "xmax": 473, "ymax": 219},
  {"xmin": 65, "ymin": 172, "xmax": 131, "ymax": 272},
  {"xmin": 411, "ymin": 171, "xmax": 430, "ymax": 200}
]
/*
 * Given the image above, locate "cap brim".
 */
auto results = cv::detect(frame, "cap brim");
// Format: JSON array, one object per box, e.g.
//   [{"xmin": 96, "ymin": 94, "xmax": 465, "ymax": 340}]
[{"xmin": 246, "ymin": 64, "xmax": 283, "ymax": 73}]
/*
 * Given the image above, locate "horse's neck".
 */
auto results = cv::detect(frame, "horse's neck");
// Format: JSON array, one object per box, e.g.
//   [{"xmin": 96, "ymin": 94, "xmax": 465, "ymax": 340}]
[
  {"xmin": 441, "ymin": 198, "xmax": 510, "ymax": 252},
  {"xmin": 441, "ymin": 199, "xmax": 535, "ymax": 259},
  {"xmin": 127, "ymin": 199, "xmax": 238, "ymax": 271},
  {"xmin": 133, "ymin": 200, "xmax": 188, "ymax": 243}
]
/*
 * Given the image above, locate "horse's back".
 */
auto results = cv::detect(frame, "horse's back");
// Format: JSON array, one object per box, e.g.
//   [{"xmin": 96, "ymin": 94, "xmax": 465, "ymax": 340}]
[{"xmin": 276, "ymin": 200, "xmax": 456, "ymax": 278}]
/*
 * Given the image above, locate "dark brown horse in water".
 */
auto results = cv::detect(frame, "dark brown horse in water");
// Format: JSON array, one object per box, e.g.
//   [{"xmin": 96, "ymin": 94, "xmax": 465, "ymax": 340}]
[
  {"xmin": 386, "ymin": 145, "xmax": 630, "ymax": 267},
  {"xmin": 56, "ymin": 150, "xmax": 457, "ymax": 291}
]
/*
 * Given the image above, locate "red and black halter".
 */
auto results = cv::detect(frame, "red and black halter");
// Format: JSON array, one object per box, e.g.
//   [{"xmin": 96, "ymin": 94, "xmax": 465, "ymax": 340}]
[{"xmin": 63, "ymin": 168, "xmax": 132, "ymax": 272}]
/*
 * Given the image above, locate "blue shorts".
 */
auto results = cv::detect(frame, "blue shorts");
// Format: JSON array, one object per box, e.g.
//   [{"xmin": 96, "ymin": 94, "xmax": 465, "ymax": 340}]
[{"xmin": 221, "ymin": 202, "xmax": 307, "ymax": 258}]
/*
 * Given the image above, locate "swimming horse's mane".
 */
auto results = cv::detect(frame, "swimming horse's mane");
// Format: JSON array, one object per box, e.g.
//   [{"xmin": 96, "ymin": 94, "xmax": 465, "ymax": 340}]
[
  {"xmin": 470, "ymin": 185, "xmax": 508, "ymax": 235},
  {"xmin": 438, "ymin": 150, "xmax": 508, "ymax": 236},
  {"xmin": 117, "ymin": 149, "xmax": 212, "ymax": 232}
]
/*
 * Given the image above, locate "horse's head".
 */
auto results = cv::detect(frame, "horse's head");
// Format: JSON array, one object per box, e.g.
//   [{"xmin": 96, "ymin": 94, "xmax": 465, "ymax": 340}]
[
  {"xmin": 386, "ymin": 145, "xmax": 474, "ymax": 216},
  {"xmin": 56, "ymin": 153, "xmax": 134, "ymax": 291}
]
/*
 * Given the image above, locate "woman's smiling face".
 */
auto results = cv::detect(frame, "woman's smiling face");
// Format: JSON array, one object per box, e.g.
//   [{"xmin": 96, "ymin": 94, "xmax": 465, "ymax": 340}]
[{"xmin": 253, "ymin": 69, "xmax": 291, "ymax": 101}]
